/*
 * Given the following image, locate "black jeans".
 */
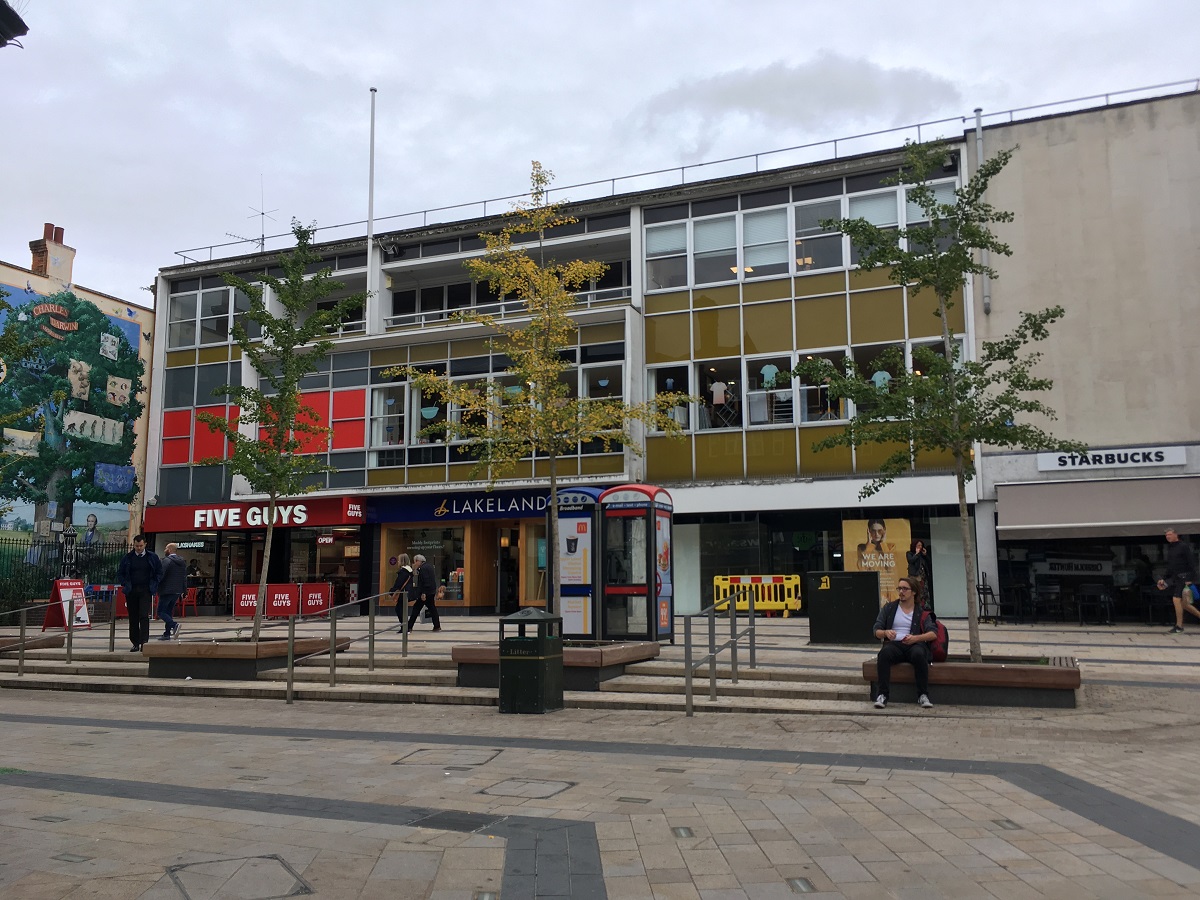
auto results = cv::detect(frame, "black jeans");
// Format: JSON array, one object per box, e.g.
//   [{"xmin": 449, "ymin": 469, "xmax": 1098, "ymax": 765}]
[
  {"xmin": 407, "ymin": 594, "xmax": 441, "ymax": 630},
  {"xmin": 126, "ymin": 587, "xmax": 153, "ymax": 648},
  {"xmin": 876, "ymin": 641, "xmax": 930, "ymax": 698},
  {"xmin": 158, "ymin": 593, "xmax": 179, "ymax": 637}
]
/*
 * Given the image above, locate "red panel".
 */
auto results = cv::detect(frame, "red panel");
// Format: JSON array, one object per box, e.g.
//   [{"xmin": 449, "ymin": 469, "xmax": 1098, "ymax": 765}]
[
  {"xmin": 332, "ymin": 389, "xmax": 365, "ymax": 420},
  {"xmin": 298, "ymin": 391, "xmax": 330, "ymax": 454},
  {"xmin": 162, "ymin": 410, "xmax": 192, "ymax": 438},
  {"xmin": 192, "ymin": 405, "xmax": 228, "ymax": 462},
  {"xmin": 161, "ymin": 438, "xmax": 191, "ymax": 465},
  {"xmin": 331, "ymin": 420, "xmax": 365, "ymax": 450}
]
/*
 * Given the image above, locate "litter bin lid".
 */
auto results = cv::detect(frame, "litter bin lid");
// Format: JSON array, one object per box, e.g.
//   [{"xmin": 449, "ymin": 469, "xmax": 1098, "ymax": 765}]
[{"xmin": 501, "ymin": 607, "xmax": 562, "ymax": 624}]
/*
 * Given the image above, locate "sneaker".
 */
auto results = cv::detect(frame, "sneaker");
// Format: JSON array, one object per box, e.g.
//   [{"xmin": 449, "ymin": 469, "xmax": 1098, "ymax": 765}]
[
  {"xmin": 873, "ymin": 694, "xmax": 887, "ymax": 709},
  {"xmin": 158, "ymin": 633, "xmax": 171, "ymax": 641},
  {"xmin": 130, "ymin": 645, "xmax": 141, "ymax": 652},
  {"xmin": 918, "ymin": 694, "xmax": 934, "ymax": 709},
  {"xmin": 432, "ymin": 626, "xmax": 443, "ymax": 632},
  {"xmin": 173, "ymin": 624, "xmax": 183, "ymax": 639},
  {"xmin": 1170, "ymin": 626, "xmax": 1185, "ymax": 634}
]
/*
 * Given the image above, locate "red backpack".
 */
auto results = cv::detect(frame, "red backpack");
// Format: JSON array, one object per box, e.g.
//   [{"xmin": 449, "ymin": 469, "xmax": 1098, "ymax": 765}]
[{"xmin": 919, "ymin": 607, "xmax": 949, "ymax": 663}]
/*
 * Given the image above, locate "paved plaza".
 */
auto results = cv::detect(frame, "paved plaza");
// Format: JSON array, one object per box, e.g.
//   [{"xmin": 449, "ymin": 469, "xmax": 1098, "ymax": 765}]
[{"xmin": 3, "ymin": 618, "xmax": 1200, "ymax": 898}]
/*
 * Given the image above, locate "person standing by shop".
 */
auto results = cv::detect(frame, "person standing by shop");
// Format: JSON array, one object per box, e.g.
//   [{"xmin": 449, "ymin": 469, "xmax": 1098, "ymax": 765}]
[
  {"xmin": 389, "ymin": 553, "xmax": 413, "ymax": 626},
  {"xmin": 1161, "ymin": 528, "xmax": 1198, "ymax": 634},
  {"xmin": 117, "ymin": 534, "xmax": 162, "ymax": 652},
  {"xmin": 406, "ymin": 554, "xmax": 442, "ymax": 632},
  {"xmin": 157, "ymin": 542, "xmax": 186, "ymax": 641},
  {"xmin": 906, "ymin": 539, "xmax": 931, "ymax": 607}
]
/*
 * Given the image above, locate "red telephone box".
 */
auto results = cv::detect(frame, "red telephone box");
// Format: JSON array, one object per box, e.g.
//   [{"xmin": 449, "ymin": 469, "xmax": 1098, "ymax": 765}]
[{"xmin": 598, "ymin": 485, "xmax": 674, "ymax": 643}]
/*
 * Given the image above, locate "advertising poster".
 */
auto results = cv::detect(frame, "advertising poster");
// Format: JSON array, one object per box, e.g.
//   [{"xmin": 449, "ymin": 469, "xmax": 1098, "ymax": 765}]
[
  {"xmin": 561, "ymin": 595, "xmax": 591, "ymax": 636},
  {"xmin": 841, "ymin": 518, "xmax": 912, "ymax": 604},
  {"xmin": 558, "ymin": 518, "xmax": 592, "ymax": 586},
  {"xmin": 655, "ymin": 511, "xmax": 673, "ymax": 634}
]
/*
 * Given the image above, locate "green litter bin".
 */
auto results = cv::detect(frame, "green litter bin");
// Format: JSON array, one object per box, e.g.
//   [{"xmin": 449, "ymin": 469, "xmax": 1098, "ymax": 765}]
[{"xmin": 498, "ymin": 608, "xmax": 563, "ymax": 714}]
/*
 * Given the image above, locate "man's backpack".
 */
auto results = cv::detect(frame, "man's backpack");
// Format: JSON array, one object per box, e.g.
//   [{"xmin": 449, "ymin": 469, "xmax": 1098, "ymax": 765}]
[{"xmin": 919, "ymin": 607, "xmax": 949, "ymax": 663}]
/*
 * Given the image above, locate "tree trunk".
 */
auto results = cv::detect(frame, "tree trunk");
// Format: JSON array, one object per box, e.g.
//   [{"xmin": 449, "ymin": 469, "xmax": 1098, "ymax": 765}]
[
  {"xmin": 254, "ymin": 498, "xmax": 277, "ymax": 642},
  {"xmin": 546, "ymin": 450, "xmax": 558, "ymax": 615},
  {"xmin": 938, "ymin": 290, "xmax": 982, "ymax": 662}
]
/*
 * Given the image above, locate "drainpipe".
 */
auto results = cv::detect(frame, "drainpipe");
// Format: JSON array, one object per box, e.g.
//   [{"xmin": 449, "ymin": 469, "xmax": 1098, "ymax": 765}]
[{"xmin": 975, "ymin": 108, "xmax": 991, "ymax": 316}]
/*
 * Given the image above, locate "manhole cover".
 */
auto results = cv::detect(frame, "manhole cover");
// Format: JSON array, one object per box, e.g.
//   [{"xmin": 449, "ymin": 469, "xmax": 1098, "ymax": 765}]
[
  {"xmin": 395, "ymin": 748, "xmax": 500, "ymax": 767},
  {"xmin": 481, "ymin": 778, "xmax": 574, "ymax": 799},
  {"xmin": 167, "ymin": 854, "xmax": 312, "ymax": 899}
]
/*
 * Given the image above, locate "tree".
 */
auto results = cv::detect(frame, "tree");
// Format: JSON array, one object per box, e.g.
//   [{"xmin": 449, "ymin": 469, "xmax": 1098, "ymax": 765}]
[
  {"xmin": 793, "ymin": 141, "xmax": 1084, "ymax": 662},
  {"xmin": 197, "ymin": 222, "xmax": 366, "ymax": 640},
  {"xmin": 395, "ymin": 162, "xmax": 692, "ymax": 614},
  {"xmin": 0, "ymin": 288, "xmax": 144, "ymax": 526}
]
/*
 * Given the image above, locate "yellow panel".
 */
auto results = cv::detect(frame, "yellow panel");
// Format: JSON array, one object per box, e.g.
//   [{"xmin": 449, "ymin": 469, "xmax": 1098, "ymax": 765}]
[
  {"xmin": 695, "ymin": 431, "xmax": 744, "ymax": 479},
  {"xmin": 907, "ymin": 284, "xmax": 965, "ymax": 336},
  {"xmin": 230, "ymin": 346, "xmax": 242, "ymax": 360},
  {"xmin": 849, "ymin": 288, "xmax": 904, "ymax": 344},
  {"xmin": 692, "ymin": 285, "xmax": 740, "ymax": 309},
  {"xmin": 579, "ymin": 455, "xmax": 624, "ymax": 475},
  {"xmin": 367, "ymin": 468, "xmax": 407, "ymax": 486},
  {"xmin": 197, "ymin": 346, "xmax": 232, "ymax": 364},
  {"xmin": 799, "ymin": 425, "xmax": 853, "ymax": 475},
  {"xmin": 742, "ymin": 278, "xmax": 791, "ymax": 303},
  {"xmin": 406, "ymin": 465, "xmax": 447, "ymax": 484},
  {"xmin": 643, "ymin": 292, "xmax": 689, "ymax": 314},
  {"xmin": 580, "ymin": 322, "xmax": 626, "ymax": 344},
  {"xmin": 447, "ymin": 463, "xmax": 480, "ymax": 483},
  {"xmin": 450, "ymin": 338, "xmax": 491, "ymax": 357},
  {"xmin": 849, "ymin": 266, "xmax": 894, "ymax": 289},
  {"xmin": 746, "ymin": 429, "xmax": 798, "ymax": 478},
  {"xmin": 854, "ymin": 441, "xmax": 911, "ymax": 474},
  {"xmin": 645, "ymin": 314, "xmax": 691, "ymax": 363},
  {"xmin": 409, "ymin": 342, "xmax": 448, "ymax": 362},
  {"xmin": 743, "ymin": 301, "xmax": 793, "ymax": 354},
  {"xmin": 914, "ymin": 447, "xmax": 956, "ymax": 470},
  {"xmin": 794, "ymin": 271, "xmax": 846, "ymax": 297},
  {"xmin": 795, "ymin": 295, "xmax": 847, "ymax": 349},
  {"xmin": 693, "ymin": 308, "xmax": 741, "ymax": 359},
  {"xmin": 165, "ymin": 350, "xmax": 196, "ymax": 368},
  {"xmin": 372, "ymin": 347, "xmax": 408, "ymax": 366},
  {"xmin": 534, "ymin": 457, "xmax": 580, "ymax": 478},
  {"xmin": 646, "ymin": 435, "xmax": 693, "ymax": 481}
]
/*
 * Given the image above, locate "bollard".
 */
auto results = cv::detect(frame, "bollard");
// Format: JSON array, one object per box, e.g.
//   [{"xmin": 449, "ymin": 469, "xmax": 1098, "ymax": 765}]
[
  {"xmin": 329, "ymin": 611, "xmax": 337, "ymax": 687},
  {"xmin": 18, "ymin": 608, "xmax": 27, "ymax": 677},
  {"xmin": 108, "ymin": 606, "xmax": 116, "ymax": 653},
  {"xmin": 401, "ymin": 596, "xmax": 409, "ymax": 658},
  {"xmin": 286, "ymin": 615, "xmax": 295, "ymax": 705},
  {"xmin": 708, "ymin": 606, "xmax": 717, "ymax": 702},
  {"xmin": 368, "ymin": 596, "xmax": 376, "ymax": 672},
  {"xmin": 66, "ymin": 617, "xmax": 74, "ymax": 665},
  {"xmin": 729, "ymin": 590, "xmax": 738, "ymax": 684},
  {"xmin": 684, "ymin": 616, "xmax": 692, "ymax": 717}
]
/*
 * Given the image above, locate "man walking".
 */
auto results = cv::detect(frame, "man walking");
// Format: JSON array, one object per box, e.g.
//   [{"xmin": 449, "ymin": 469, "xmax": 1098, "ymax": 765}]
[
  {"xmin": 406, "ymin": 554, "xmax": 442, "ymax": 632},
  {"xmin": 117, "ymin": 534, "xmax": 162, "ymax": 652},
  {"xmin": 1161, "ymin": 527, "xmax": 1198, "ymax": 634},
  {"xmin": 157, "ymin": 542, "xmax": 187, "ymax": 640}
]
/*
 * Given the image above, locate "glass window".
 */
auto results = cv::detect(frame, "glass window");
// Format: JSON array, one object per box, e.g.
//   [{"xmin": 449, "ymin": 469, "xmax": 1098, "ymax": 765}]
[
  {"xmin": 195, "ymin": 364, "xmax": 230, "ymax": 404},
  {"xmin": 746, "ymin": 355, "xmax": 794, "ymax": 426},
  {"xmin": 163, "ymin": 368, "xmax": 196, "ymax": 409},
  {"xmin": 905, "ymin": 181, "xmax": 958, "ymax": 254},
  {"xmin": 583, "ymin": 363, "xmax": 622, "ymax": 400},
  {"xmin": 648, "ymin": 365, "xmax": 690, "ymax": 430},
  {"xmin": 167, "ymin": 293, "xmax": 198, "ymax": 350},
  {"xmin": 693, "ymin": 216, "xmax": 737, "ymax": 285},
  {"xmin": 849, "ymin": 192, "xmax": 898, "ymax": 227},
  {"xmin": 797, "ymin": 351, "xmax": 848, "ymax": 423},
  {"xmin": 412, "ymin": 389, "xmax": 446, "ymax": 443},
  {"xmin": 795, "ymin": 200, "xmax": 844, "ymax": 272},
  {"xmin": 646, "ymin": 223, "xmax": 687, "ymax": 290},
  {"xmin": 696, "ymin": 358, "xmax": 742, "ymax": 429},
  {"xmin": 370, "ymin": 384, "xmax": 406, "ymax": 449},
  {"xmin": 743, "ymin": 209, "xmax": 789, "ymax": 278}
]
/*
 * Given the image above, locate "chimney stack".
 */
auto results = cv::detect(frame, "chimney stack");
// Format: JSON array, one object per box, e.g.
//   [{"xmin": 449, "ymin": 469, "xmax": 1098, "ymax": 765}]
[{"xmin": 29, "ymin": 222, "xmax": 77, "ymax": 287}]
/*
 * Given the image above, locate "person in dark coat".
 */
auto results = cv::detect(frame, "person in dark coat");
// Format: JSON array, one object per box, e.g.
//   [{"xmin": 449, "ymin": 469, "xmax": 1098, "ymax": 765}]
[
  {"xmin": 389, "ymin": 553, "xmax": 413, "ymax": 624},
  {"xmin": 905, "ymin": 539, "xmax": 931, "ymax": 606},
  {"xmin": 1161, "ymin": 527, "xmax": 1198, "ymax": 634},
  {"xmin": 870, "ymin": 577, "xmax": 937, "ymax": 710},
  {"xmin": 406, "ymin": 553, "xmax": 441, "ymax": 632},
  {"xmin": 157, "ymin": 542, "xmax": 187, "ymax": 640},
  {"xmin": 116, "ymin": 534, "xmax": 163, "ymax": 651}
]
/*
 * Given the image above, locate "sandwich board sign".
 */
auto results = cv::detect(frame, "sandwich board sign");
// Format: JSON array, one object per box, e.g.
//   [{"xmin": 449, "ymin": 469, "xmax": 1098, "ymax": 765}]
[{"xmin": 42, "ymin": 579, "xmax": 92, "ymax": 630}]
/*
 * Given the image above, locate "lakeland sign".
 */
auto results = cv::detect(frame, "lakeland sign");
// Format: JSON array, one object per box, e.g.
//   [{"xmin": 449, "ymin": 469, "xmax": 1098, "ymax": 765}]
[{"xmin": 369, "ymin": 488, "xmax": 552, "ymax": 523}]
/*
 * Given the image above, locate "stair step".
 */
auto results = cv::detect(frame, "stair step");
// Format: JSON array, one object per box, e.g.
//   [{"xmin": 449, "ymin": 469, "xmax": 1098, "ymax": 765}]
[
  {"xmin": 0, "ymin": 660, "xmax": 148, "ymax": 677},
  {"xmin": 259, "ymin": 668, "xmax": 457, "ymax": 685},
  {"xmin": 624, "ymin": 660, "xmax": 862, "ymax": 685},
  {"xmin": 602, "ymin": 674, "xmax": 861, "ymax": 701}
]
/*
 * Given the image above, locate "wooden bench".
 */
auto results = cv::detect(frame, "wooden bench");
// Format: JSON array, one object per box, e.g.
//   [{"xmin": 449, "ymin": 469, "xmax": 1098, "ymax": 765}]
[
  {"xmin": 452, "ymin": 641, "xmax": 660, "ymax": 691},
  {"xmin": 861, "ymin": 654, "xmax": 1080, "ymax": 708}
]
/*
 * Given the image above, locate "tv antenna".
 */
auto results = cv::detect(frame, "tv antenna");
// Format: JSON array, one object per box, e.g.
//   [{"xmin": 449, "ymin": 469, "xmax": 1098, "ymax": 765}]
[{"xmin": 226, "ymin": 175, "xmax": 277, "ymax": 251}]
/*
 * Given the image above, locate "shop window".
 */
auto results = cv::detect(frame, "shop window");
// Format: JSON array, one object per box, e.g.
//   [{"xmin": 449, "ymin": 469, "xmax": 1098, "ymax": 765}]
[
  {"xmin": 646, "ymin": 223, "xmax": 687, "ymax": 291},
  {"xmin": 795, "ymin": 199, "xmax": 844, "ymax": 272},
  {"xmin": 648, "ymin": 365, "xmax": 690, "ymax": 431},
  {"xmin": 852, "ymin": 342, "xmax": 904, "ymax": 415},
  {"xmin": 412, "ymin": 389, "xmax": 446, "ymax": 444},
  {"xmin": 693, "ymin": 216, "xmax": 737, "ymax": 285},
  {"xmin": 743, "ymin": 209, "xmax": 789, "ymax": 278},
  {"xmin": 583, "ymin": 364, "xmax": 622, "ymax": 400},
  {"xmin": 745, "ymin": 355, "xmax": 794, "ymax": 426},
  {"xmin": 696, "ymin": 359, "xmax": 742, "ymax": 429},
  {"xmin": 798, "ymin": 350, "xmax": 848, "ymax": 423}
]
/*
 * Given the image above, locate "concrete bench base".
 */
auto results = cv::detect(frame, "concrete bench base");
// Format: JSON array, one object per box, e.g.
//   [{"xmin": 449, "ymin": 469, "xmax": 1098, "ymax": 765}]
[
  {"xmin": 452, "ymin": 641, "xmax": 660, "ymax": 691},
  {"xmin": 862, "ymin": 655, "xmax": 1080, "ymax": 708},
  {"xmin": 143, "ymin": 637, "xmax": 351, "ymax": 680},
  {"xmin": 0, "ymin": 633, "xmax": 66, "ymax": 653}
]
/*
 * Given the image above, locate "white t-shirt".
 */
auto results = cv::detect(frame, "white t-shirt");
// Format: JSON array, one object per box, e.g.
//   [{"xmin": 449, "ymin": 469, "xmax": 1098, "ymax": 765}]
[
  {"xmin": 892, "ymin": 606, "xmax": 913, "ymax": 641},
  {"xmin": 711, "ymin": 382, "xmax": 728, "ymax": 405}
]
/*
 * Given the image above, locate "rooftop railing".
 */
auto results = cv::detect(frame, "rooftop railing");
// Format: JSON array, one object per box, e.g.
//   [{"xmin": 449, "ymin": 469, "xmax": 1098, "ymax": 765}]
[{"xmin": 175, "ymin": 79, "xmax": 1199, "ymax": 264}]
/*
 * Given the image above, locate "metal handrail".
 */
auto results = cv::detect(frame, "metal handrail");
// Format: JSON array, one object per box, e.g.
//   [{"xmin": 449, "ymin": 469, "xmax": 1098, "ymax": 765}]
[
  {"xmin": 682, "ymin": 587, "xmax": 758, "ymax": 716},
  {"xmin": 173, "ymin": 79, "xmax": 1199, "ymax": 264}
]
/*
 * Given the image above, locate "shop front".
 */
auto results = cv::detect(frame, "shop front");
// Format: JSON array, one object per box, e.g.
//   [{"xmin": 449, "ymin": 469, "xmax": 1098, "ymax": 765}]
[
  {"xmin": 143, "ymin": 497, "xmax": 366, "ymax": 614},
  {"xmin": 370, "ymin": 487, "xmax": 574, "ymax": 617}
]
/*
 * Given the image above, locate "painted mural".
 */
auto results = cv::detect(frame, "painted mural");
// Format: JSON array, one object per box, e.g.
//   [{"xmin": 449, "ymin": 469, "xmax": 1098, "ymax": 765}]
[{"xmin": 0, "ymin": 283, "xmax": 148, "ymax": 540}]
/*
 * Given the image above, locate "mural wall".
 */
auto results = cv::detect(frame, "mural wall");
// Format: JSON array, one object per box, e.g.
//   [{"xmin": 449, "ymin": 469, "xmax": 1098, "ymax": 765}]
[{"xmin": 0, "ymin": 281, "xmax": 152, "ymax": 542}]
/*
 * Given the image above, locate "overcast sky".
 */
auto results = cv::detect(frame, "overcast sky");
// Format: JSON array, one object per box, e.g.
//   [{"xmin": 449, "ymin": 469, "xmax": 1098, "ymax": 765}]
[{"xmin": 2, "ymin": 0, "xmax": 1197, "ymax": 307}]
